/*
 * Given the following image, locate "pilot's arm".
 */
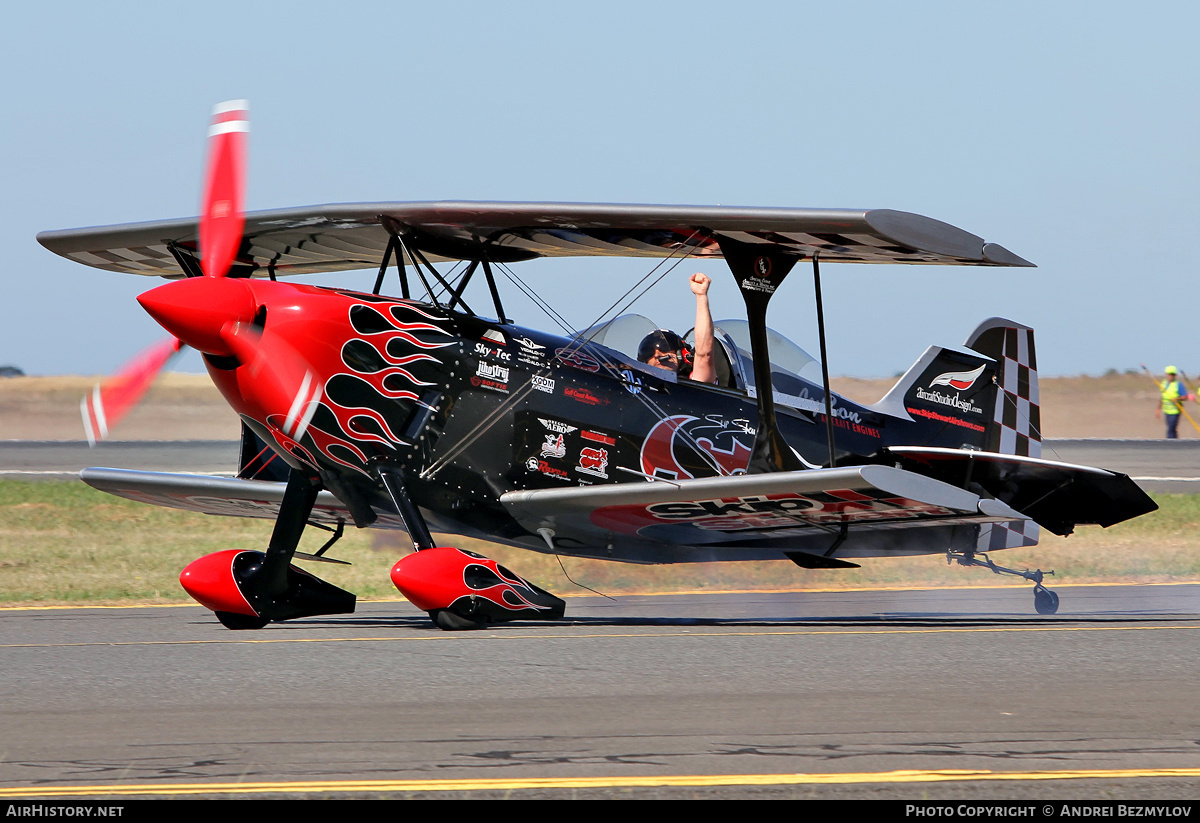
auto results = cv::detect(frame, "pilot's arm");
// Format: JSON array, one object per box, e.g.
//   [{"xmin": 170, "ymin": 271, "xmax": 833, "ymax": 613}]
[{"xmin": 689, "ymin": 273, "xmax": 716, "ymax": 385}]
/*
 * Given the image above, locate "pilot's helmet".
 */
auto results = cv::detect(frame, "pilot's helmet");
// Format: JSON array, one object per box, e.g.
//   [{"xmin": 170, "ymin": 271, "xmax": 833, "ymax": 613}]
[{"xmin": 637, "ymin": 329, "xmax": 693, "ymax": 376}]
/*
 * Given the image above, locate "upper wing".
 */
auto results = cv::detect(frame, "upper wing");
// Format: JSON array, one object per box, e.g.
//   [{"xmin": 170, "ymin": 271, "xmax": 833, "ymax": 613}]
[
  {"xmin": 39, "ymin": 202, "xmax": 1033, "ymax": 277},
  {"xmin": 500, "ymin": 464, "xmax": 1028, "ymax": 562}
]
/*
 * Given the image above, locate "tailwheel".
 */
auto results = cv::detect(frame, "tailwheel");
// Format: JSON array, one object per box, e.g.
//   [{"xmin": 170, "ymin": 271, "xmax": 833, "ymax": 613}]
[
  {"xmin": 215, "ymin": 610, "xmax": 270, "ymax": 630},
  {"xmin": 948, "ymin": 549, "xmax": 1059, "ymax": 615},
  {"xmin": 1034, "ymin": 585, "xmax": 1060, "ymax": 615},
  {"xmin": 429, "ymin": 609, "xmax": 485, "ymax": 631}
]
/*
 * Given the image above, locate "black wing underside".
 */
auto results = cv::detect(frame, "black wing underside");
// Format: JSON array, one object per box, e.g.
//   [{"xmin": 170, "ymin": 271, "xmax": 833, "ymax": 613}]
[
  {"xmin": 39, "ymin": 202, "xmax": 1033, "ymax": 277},
  {"xmin": 84, "ymin": 454, "xmax": 1149, "ymax": 565},
  {"xmin": 82, "ymin": 464, "xmax": 1027, "ymax": 564}
]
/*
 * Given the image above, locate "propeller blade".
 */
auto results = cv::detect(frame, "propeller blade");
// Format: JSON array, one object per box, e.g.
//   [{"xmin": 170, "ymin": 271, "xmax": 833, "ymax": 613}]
[
  {"xmin": 199, "ymin": 100, "xmax": 249, "ymax": 278},
  {"xmin": 218, "ymin": 321, "xmax": 323, "ymax": 443},
  {"xmin": 81, "ymin": 338, "xmax": 184, "ymax": 446}
]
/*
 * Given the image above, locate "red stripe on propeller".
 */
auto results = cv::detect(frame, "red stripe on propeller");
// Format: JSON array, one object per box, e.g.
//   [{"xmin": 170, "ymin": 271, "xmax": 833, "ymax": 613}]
[
  {"xmin": 199, "ymin": 100, "xmax": 248, "ymax": 278},
  {"xmin": 81, "ymin": 337, "xmax": 184, "ymax": 446}
]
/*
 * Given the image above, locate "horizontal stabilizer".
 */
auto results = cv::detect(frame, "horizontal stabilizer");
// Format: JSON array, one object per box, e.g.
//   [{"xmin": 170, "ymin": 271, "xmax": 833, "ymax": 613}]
[{"xmin": 886, "ymin": 447, "xmax": 1158, "ymax": 535}]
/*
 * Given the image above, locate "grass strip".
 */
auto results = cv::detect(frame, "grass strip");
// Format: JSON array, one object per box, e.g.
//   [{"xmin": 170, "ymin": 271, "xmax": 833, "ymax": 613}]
[{"xmin": 0, "ymin": 480, "xmax": 1197, "ymax": 607}]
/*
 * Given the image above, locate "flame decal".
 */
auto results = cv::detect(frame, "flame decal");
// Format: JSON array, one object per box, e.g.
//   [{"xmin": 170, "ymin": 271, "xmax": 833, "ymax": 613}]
[
  {"xmin": 291, "ymin": 296, "xmax": 456, "ymax": 474},
  {"xmin": 462, "ymin": 562, "xmax": 553, "ymax": 611}
]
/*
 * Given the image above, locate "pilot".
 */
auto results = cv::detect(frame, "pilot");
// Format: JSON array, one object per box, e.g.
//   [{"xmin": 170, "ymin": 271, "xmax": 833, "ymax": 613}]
[{"xmin": 637, "ymin": 273, "xmax": 716, "ymax": 384}]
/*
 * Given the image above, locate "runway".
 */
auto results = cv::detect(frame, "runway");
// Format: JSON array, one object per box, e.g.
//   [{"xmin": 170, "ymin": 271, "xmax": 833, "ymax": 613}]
[
  {"xmin": 2, "ymin": 586, "xmax": 1199, "ymax": 799},
  {"xmin": 3, "ymin": 439, "xmax": 1196, "ymax": 493},
  {"xmin": 2, "ymin": 441, "xmax": 1197, "ymax": 798}
]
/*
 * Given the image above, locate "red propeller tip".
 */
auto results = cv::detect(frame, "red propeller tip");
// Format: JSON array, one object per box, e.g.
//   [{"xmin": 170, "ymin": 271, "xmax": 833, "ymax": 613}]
[
  {"xmin": 199, "ymin": 100, "xmax": 249, "ymax": 279},
  {"xmin": 80, "ymin": 337, "xmax": 183, "ymax": 446}
]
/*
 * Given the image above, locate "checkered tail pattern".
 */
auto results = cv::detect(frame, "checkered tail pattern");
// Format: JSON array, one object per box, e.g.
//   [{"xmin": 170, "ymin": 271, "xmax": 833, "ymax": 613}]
[{"xmin": 964, "ymin": 318, "xmax": 1042, "ymax": 551}]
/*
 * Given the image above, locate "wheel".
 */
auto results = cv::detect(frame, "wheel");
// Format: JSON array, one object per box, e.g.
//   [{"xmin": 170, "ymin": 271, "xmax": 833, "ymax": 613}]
[
  {"xmin": 1033, "ymin": 587, "xmax": 1059, "ymax": 615},
  {"xmin": 430, "ymin": 609, "xmax": 483, "ymax": 631},
  {"xmin": 215, "ymin": 610, "xmax": 270, "ymax": 630}
]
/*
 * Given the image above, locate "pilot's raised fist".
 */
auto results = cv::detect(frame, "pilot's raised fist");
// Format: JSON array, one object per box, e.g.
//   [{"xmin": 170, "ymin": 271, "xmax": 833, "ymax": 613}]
[{"xmin": 689, "ymin": 272, "xmax": 711, "ymax": 296}]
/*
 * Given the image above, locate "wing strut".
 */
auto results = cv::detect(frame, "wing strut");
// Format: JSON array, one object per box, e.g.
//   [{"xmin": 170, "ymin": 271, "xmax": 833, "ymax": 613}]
[
  {"xmin": 372, "ymin": 235, "xmax": 410, "ymax": 298},
  {"xmin": 811, "ymin": 253, "xmax": 839, "ymax": 469},
  {"xmin": 718, "ymin": 237, "xmax": 804, "ymax": 473},
  {"xmin": 719, "ymin": 242, "xmax": 843, "ymax": 473}
]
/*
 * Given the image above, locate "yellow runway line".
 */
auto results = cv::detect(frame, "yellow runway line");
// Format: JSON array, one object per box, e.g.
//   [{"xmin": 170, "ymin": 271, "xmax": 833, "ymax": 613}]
[
  {"xmin": 2, "ymin": 621, "xmax": 1197, "ymax": 650},
  {"xmin": 4, "ymin": 768, "xmax": 1200, "ymax": 797}
]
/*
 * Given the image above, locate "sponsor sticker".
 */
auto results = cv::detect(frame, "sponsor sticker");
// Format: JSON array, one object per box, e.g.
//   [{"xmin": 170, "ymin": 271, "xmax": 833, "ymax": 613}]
[
  {"xmin": 740, "ymin": 276, "xmax": 776, "ymax": 294},
  {"xmin": 576, "ymin": 446, "xmax": 609, "ymax": 479},
  {"xmin": 906, "ymin": 406, "xmax": 986, "ymax": 432},
  {"xmin": 482, "ymin": 329, "xmax": 506, "ymax": 345},
  {"xmin": 526, "ymin": 456, "xmax": 570, "ymax": 481},
  {"xmin": 514, "ymin": 337, "xmax": 549, "ymax": 368},
  {"xmin": 540, "ymin": 433, "xmax": 567, "ymax": 459},
  {"xmin": 581, "ymin": 430, "xmax": 616, "ymax": 446},
  {"xmin": 514, "ymin": 336, "xmax": 545, "ymax": 352},
  {"xmin": 471, "ymin": 361, "xmax": 509, "ymax": 393},
  {"xmin": 555, "ymin": 347, "xmax": 601, "ymax": 373},
  {"xmin": 913, "ymin": 388, "xmax": 984, "ymax": 415},
  {"xmin": 929, "ymin": 364, "xmax": 985, "ymax": 391},
  {"xmin": 531, "ymin": 374, "xmax": 555, "ymax": 394},
  {"xmin": 564, "ymin": 387, "xmax": 610, "ymax": 406},
  {"xmin": 538, "ymin": 417, "xmax": 578, "ymax": 434},
  {"xmin": 474, "ymin": 341, "xmax": 512, "ymax": 361},
  {"xmin": 638, "ymin": 492, "xmax": 958, "ymax": 532},
  {"xmin": 912, "ymin": 363, "xmax": 988, "ymax": 415},
  {"xmin": 476, "ymin": 362, "xmax": 509, "ymax": 382}
]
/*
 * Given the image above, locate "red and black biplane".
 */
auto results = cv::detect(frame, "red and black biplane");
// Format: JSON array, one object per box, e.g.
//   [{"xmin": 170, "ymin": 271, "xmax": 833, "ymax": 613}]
[{"xmin": 38, "ymin": 101, "xmax": 1156, "ymax": 629}]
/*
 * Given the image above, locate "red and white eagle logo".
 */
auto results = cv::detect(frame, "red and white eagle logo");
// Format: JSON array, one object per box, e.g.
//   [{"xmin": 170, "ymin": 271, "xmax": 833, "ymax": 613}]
[{"xmin": 928, "ymin": 364, "xmax": 986, "ymax": 391}]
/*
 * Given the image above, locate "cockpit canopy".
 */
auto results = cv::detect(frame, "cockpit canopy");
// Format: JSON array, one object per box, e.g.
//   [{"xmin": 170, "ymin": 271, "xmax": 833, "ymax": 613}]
[{"xmin": 581, "ymin": 313, "xmax": 823, "ymax": 398}]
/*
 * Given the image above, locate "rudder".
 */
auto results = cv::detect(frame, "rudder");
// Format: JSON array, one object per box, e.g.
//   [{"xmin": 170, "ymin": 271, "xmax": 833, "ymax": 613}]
[{"xmin": 965, "ymin": 318, "xmax": 1041, "ymax": 458}]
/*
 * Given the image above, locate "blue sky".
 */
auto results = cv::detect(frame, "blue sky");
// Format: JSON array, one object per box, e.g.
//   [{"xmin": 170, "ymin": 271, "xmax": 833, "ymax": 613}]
[{"xmin": 4, "ymin": 1, "xmax": 1197, "ymax": 377}]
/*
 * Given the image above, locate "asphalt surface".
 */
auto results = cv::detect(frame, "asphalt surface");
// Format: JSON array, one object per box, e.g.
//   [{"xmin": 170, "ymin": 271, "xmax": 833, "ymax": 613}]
[
  {"xmin": 0, "ymin": 440, "xmax": 239, "ymax": 478},
  {"xmin": 2, "ymin": 440, "xmax": 1197, "ymax": 798},
  {"xmin": 2, "ymin": 587, "xmax": 1198, "ymax": 799},
  {"xmin": 1042, "ymin": 439, "xmax": 1200, "ymax": 493}
]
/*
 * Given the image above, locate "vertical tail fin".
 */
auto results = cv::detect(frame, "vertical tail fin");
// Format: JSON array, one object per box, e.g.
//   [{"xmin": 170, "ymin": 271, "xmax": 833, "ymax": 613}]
[
  {"xmin": 874, "ymin": 317, "xmax": 1041, "ymax": 458},
  {"xmin": 875, "ymin": 318, "xmax": 1044, "ymax": 552},
  {"xmin": 965, "ymin": 318, "xmax": 1041, "ymax": 458},
  {"xmin": 968, "ymin": 319, "xmax": 1042, "ymax": 549}
]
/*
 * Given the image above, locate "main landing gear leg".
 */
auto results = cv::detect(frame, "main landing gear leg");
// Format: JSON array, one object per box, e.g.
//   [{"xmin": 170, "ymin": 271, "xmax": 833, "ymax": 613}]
[
  {"xmin": 180, "ymin": 468, "xmax": 356, "ymax": 629},
  {"xmin": 947, "ymin": 550, "xmax": 1059, "ymax": 615},
  {"xmin": 376, "ymin": 464, "xmax": 566, "ymax": 631}
]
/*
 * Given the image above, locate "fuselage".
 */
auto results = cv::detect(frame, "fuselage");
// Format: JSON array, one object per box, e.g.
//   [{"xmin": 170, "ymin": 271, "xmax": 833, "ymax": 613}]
[{"xmin": 139, "ymin": 277, "xmax": 981, "ymax": 546}]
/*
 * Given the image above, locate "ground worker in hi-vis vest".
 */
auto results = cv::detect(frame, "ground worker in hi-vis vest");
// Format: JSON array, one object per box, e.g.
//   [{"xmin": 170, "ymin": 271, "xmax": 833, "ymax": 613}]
[{"xmin": 1156, "ymin": 366, "xmax": 1194, "ymax": 439}]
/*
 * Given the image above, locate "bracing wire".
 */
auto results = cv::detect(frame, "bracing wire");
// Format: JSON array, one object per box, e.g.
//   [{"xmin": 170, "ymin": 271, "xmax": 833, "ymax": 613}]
[
  {"xmin": 554, "ymin": 553, "xmax": 617, "ymax": 601},
  {"xmin": 420, "ymin": 235, "xmax": 734, "ymax": 481}
]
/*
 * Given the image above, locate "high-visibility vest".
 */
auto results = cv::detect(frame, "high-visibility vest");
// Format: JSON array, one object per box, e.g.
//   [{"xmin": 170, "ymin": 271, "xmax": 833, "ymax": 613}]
[{"xmin": 1162, "ymin": 379, "xmax": 1186, "ymax": 415}]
